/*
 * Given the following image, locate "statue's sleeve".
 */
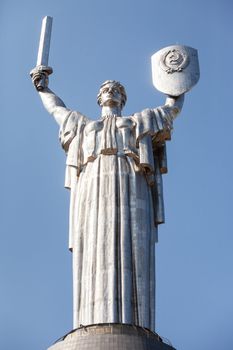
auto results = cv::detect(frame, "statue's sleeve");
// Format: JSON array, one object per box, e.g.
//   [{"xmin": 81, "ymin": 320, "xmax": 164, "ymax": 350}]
[
  {"xmin": 59, "ymin": 111, "xmax": 89, "ymax": 250},
  {"xmin": 151, "ymin": 106, "xmax": 178, "ymax": 226},
  {"xmin": 133, "ymin": 106, "xmax": 174, "ymax": 142},
  {"xmin": 132, "ymin": 108, "xmax": 175, "ymax": 227},
  {"xmin": 59, "ymin": 110, "xmax": 88, "ymax": 189},
  {"xmin": 59, "ymin": 111, "xmax": 86, "ymax": 151},
  {"xmin": 132, "ymin": 108, "xmax": 171, "ymax": 174}
]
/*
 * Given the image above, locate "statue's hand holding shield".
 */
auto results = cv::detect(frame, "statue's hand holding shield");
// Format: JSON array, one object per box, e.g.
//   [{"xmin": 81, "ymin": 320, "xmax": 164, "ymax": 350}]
[{"xmin": 151, "ymin": 45, "xmax": 200, "ymax": 97}]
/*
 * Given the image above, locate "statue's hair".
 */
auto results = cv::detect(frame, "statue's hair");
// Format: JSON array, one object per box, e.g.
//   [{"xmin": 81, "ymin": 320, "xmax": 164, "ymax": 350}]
[{"xmin": 97, "ymin": 80, "xmax": 127, "ymax": 108}]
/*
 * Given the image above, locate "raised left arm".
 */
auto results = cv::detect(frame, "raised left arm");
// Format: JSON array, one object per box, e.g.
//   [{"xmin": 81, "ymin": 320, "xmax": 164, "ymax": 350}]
[
  {"xmin": 163, "ymin": 93, "xmax": 185, "ymax": 121},
  {"xmin": 149, "ymin": 93, "xmax": 185, "ymax": 144}
]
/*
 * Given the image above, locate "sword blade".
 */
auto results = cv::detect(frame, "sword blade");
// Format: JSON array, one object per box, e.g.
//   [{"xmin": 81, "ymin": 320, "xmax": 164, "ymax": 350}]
[{"xmin": 36, "ymin": 16, "xmax": 53, "ymax": 66}]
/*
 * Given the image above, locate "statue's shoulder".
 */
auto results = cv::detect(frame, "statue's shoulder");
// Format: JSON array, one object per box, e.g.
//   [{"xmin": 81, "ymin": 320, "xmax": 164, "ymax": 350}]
[
  {"xmin": 130, "ymin": 108, "xmax": 153, "ymax": 121},
  {"xmin": 68, "ymin": 110, "xmax": 90, "ymax": 125}
]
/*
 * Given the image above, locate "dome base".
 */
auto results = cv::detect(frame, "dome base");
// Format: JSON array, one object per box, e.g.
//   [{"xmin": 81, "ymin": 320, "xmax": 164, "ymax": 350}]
[{"xmin": 48, "ymin": 323, "xmax": 176, "ymax": 350}]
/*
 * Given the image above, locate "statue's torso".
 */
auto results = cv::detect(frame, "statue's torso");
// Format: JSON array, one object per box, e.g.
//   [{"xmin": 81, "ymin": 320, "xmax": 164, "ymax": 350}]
[{"xmin": 83, "ymin": 116, "xmax": 138, "ymax": 164}]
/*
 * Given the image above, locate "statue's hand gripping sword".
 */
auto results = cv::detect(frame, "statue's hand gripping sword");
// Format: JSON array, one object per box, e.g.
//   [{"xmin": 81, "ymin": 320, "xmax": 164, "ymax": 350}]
[{"xmin": 30, "ymin": 16, "xmax": 53, "ymax": 91}]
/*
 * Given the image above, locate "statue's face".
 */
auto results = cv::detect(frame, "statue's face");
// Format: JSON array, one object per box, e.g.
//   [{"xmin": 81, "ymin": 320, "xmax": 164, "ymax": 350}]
[{"xmin": 100, "ymin": 83, "xmax": 122, "ymax": 108}]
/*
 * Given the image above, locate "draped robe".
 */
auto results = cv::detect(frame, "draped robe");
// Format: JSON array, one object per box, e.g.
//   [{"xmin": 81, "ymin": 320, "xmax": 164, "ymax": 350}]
[{"xmin": 59, "ymin": 106, "xmax": 176, "ymax": 331}]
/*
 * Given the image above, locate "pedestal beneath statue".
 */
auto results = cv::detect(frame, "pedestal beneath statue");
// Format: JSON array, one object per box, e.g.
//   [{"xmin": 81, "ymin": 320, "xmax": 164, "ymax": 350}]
[{"xmin": 48, "ymin": 323, "xmax": 176, "ymax": 350}]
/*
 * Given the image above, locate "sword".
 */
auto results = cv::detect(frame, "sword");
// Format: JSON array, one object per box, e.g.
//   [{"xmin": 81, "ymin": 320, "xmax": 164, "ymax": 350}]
[
  {"xmin": 37, "ymin": 16, "xmax": 53, "ymax": 66},
  {"xmin": 31, "ymin": 16, "xmax": 53, "ymax": 91}
]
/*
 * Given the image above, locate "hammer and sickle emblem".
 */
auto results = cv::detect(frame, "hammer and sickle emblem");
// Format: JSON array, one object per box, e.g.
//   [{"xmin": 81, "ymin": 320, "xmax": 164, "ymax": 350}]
[{"xmin": 160, "ymin": 49, "xmax": 189, "ymax": 74}]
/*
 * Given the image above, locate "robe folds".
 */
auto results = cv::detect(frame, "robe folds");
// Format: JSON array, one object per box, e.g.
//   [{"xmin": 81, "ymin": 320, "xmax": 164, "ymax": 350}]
[{"xmin": 59, "ymin": 107, "xmax": 174, "ymax": 330}]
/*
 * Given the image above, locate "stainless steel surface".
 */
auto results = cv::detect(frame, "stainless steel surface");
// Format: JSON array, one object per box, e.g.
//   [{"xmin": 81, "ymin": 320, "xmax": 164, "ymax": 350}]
[
  {"xmin": 31, "ymin": 16, "xmax": 53, "ymax": 91},
  {"xmin": 47, "ymin": 324, "xmax": 176, "ymax": 350},
  {"xmin": 36, "ymin": 16, "xmax": 53, "ymax": 66},
  {"xmin": 36, "ymin": 81, "xmax": 183, "ymax": 330},
  {"xmin": 30, "ymin": 37, "xmax": 199, "ymax": 333},
  {"xmin": 151, "ymin": 45, "xmax": 200, "ymax": 96}
]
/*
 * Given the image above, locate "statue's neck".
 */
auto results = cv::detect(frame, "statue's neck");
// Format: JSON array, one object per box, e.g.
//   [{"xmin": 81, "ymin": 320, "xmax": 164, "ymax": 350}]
[{"xmin": 101, "ymin": 106, "xmax": 122, "ymax": 118}]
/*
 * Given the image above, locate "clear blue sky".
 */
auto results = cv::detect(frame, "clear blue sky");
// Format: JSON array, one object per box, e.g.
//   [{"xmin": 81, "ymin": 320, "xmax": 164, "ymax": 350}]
[{"xmin": 1, "ymin": 1, "xmax": 233, "ymax": 349}]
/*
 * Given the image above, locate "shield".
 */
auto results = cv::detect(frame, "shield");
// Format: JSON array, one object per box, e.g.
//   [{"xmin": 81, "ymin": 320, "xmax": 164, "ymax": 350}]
[{"xmin": 151, "ymin": 45, "xmax": 200, "ymax": 96}]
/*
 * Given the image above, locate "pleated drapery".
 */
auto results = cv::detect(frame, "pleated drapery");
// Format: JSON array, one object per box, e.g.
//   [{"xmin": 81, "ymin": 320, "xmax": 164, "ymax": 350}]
[{"xmin": 59, "ymin": 110, "xmax": 175, "ymax": 331}]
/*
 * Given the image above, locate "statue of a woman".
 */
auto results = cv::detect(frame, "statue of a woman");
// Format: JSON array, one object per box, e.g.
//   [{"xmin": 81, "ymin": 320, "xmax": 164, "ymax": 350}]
[{"xmin": 31, "ymin": 69, "xmax": 184, "ymax": 331}]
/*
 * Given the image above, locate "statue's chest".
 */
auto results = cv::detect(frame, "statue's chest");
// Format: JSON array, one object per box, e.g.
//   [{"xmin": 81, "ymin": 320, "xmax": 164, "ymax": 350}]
[{"xmin": 83, "ymin": 116, "xmax": 136, "ymax": 156}]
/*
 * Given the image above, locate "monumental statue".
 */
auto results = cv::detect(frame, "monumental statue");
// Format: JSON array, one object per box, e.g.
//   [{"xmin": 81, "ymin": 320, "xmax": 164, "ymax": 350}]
[{"xmin": 30, "ymin": 17, "xmax": 199, "ymax": 349}]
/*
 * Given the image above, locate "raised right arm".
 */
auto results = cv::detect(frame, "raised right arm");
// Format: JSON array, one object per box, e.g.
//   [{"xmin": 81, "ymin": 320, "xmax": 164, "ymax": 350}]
[
  {"xmin": 38, "ymin": 87, "xmax": 71, "ymax": 126},
  {"xmin": 30, "ymin": 66, "xmax": 71, "ymax": 126}
]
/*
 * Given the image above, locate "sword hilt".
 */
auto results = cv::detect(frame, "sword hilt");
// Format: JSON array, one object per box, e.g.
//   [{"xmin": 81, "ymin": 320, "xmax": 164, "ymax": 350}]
[
  {"xmin": 30, "ymin": 65, "xmax": 53, "ymax": 91},
  {"xmin": 37, "ymin": 75, "xmax": 47, "ymax": 91}
]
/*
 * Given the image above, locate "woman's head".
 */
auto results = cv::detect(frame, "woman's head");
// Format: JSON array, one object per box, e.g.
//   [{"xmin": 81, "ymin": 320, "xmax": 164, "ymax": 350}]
[{"xmin": 97, "ymin": 80, "xmax": 127, "ymax": 109}]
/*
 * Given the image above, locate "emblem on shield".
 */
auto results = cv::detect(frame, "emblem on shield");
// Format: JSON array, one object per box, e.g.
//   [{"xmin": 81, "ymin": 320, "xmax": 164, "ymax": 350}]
[{"xmin": 151, "ymin": 45, "xmax": 200, "ymax": 96}]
